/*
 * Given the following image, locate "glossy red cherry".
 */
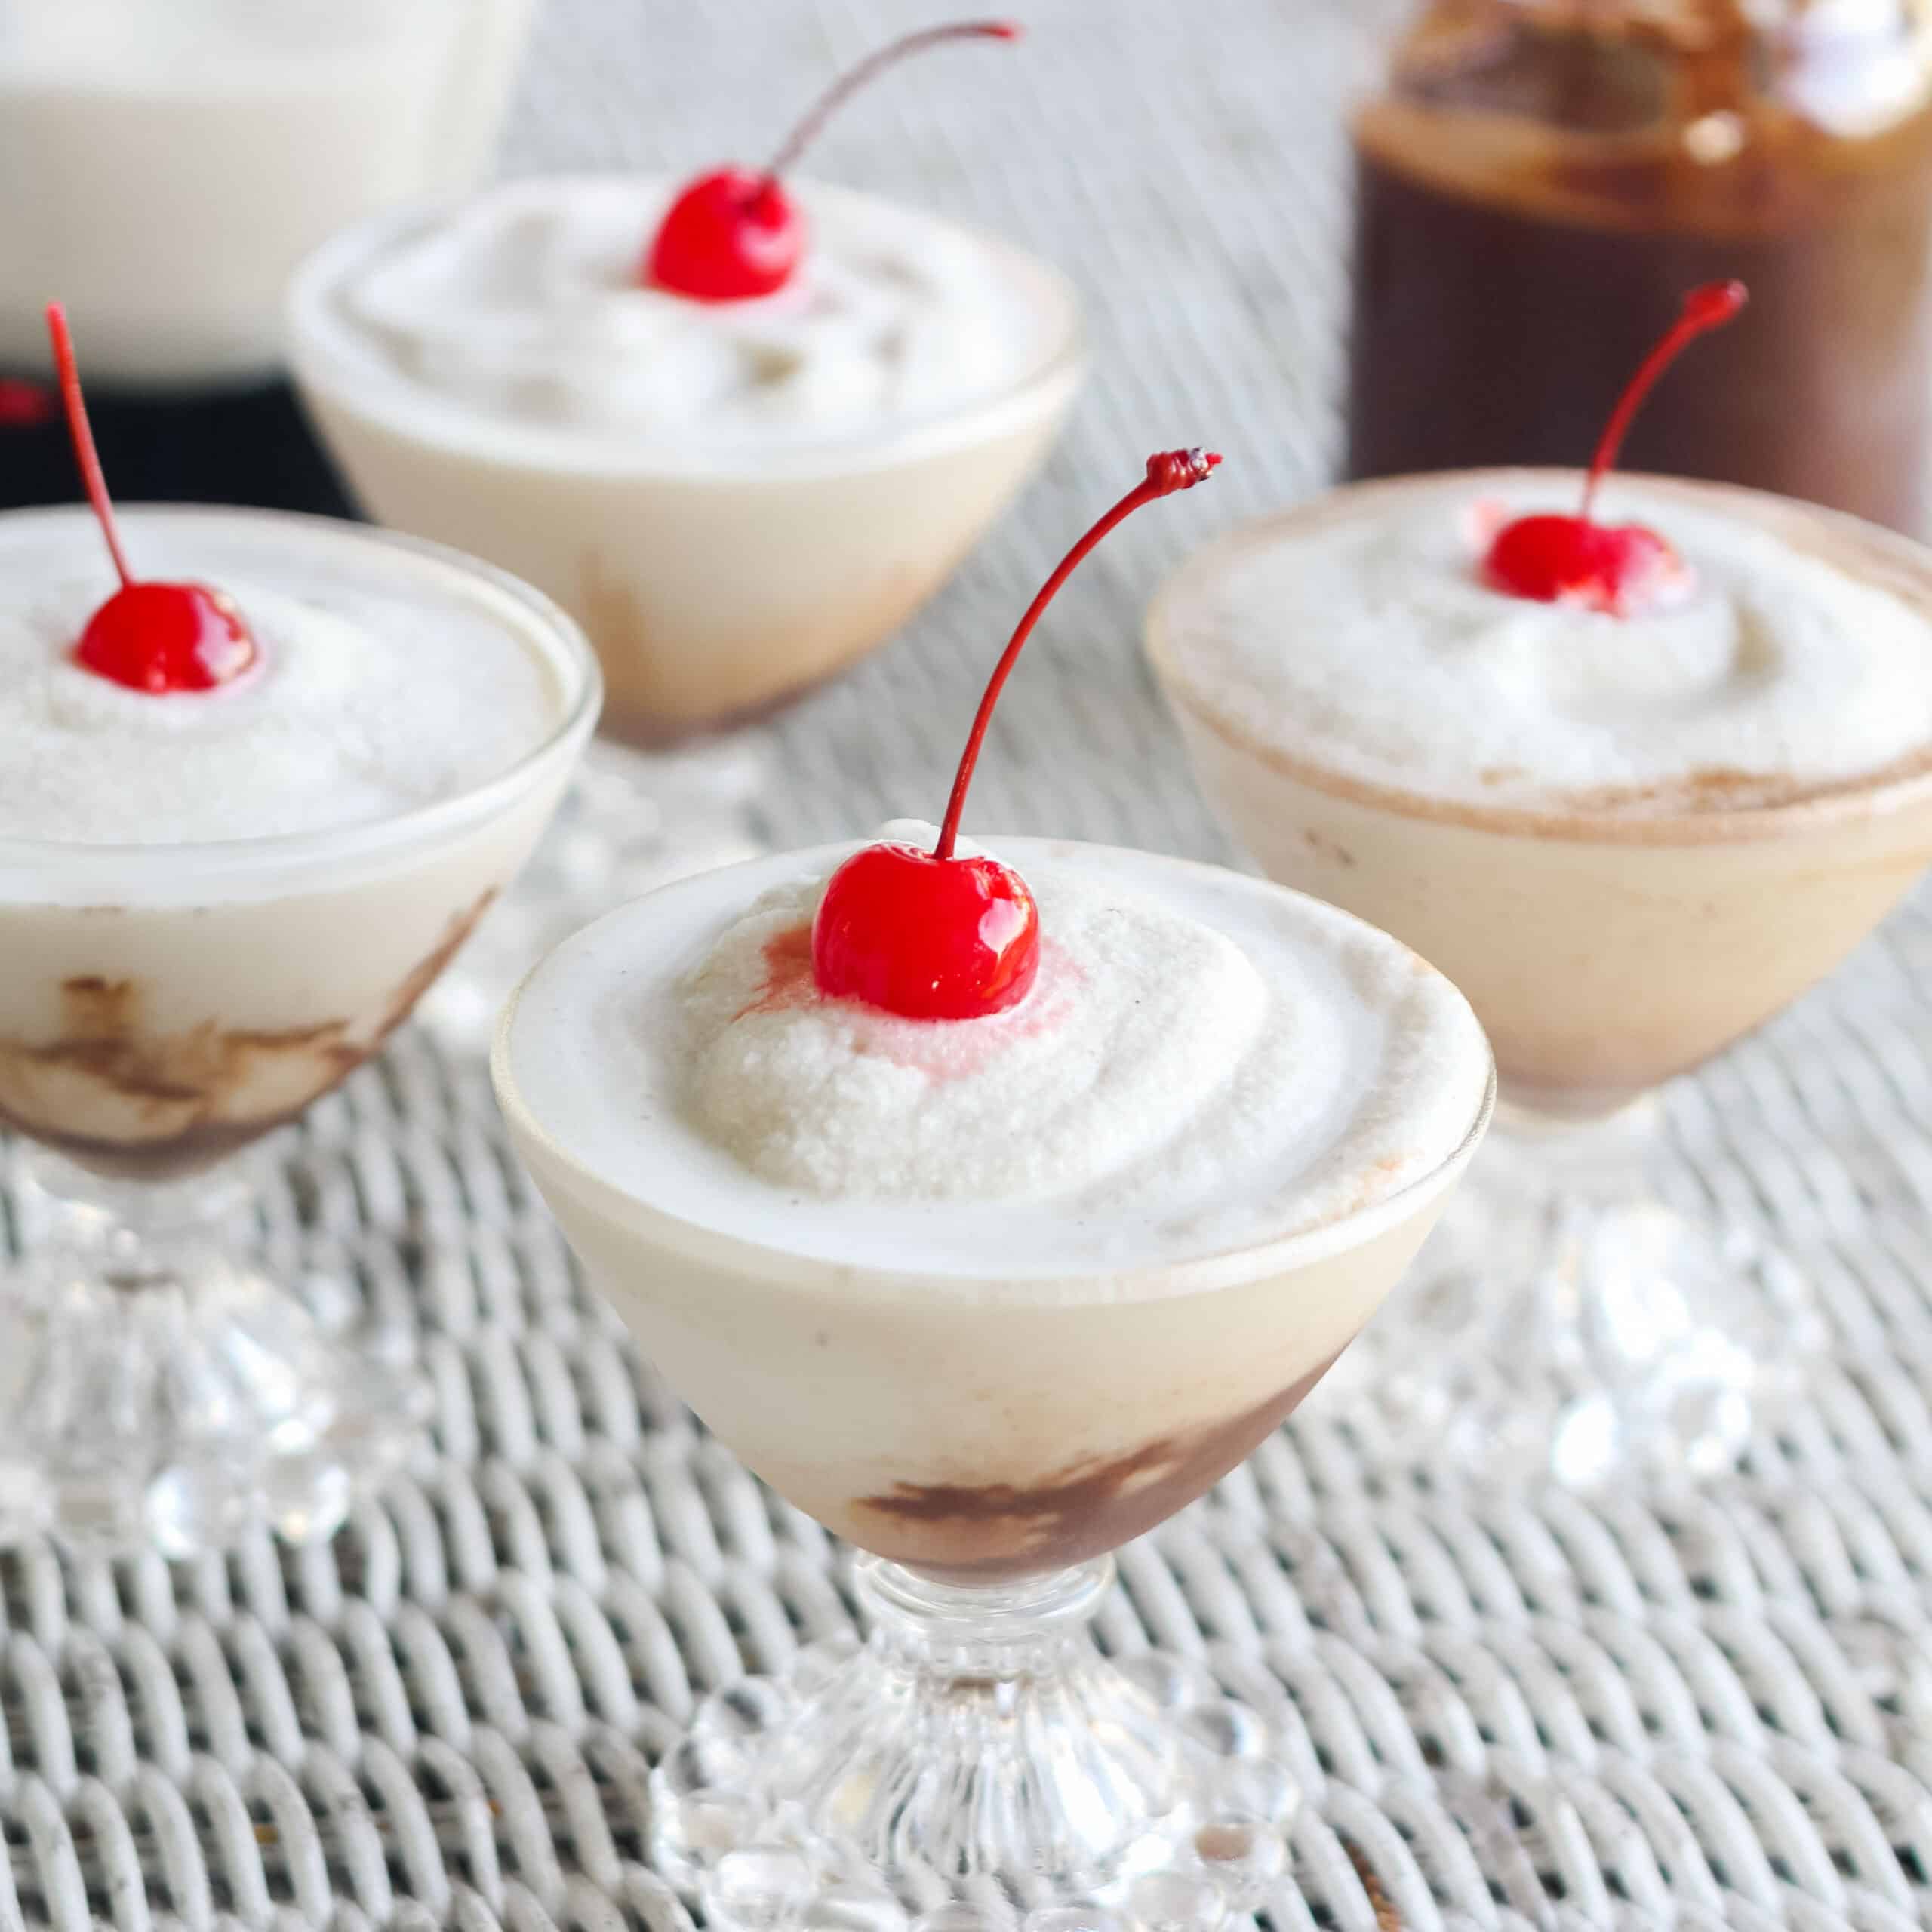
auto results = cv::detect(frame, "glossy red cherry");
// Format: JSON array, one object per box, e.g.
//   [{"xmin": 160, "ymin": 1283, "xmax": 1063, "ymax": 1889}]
[
  {"xmin": 647, "ymin": 169, "xmax": 802, "ymax": 303},
  {"xmin": 811, "ymin": 842, "xmax": 1039, "ymax": 1020},
  {"xmin": 75, "ymin": 581, "xmax": 254, "ymax": 694},
  {"xmin": 811, "ymin": 448, "xmax": 1223, "ymax": 1021},
  {"xmin": 1481, "ymin": 515, "xmax": 1686, "ymax": 616},
  {"xmin": 46, "ymin": 302, "xmax": 257, "ymax": 694},
  {"xmin": 1481, "ymin": 280, "xmax": 1748, "ymax": 617},
  {"xmin": 645, "ymin": 20, "xmax": 1020, "ymax": 303}
]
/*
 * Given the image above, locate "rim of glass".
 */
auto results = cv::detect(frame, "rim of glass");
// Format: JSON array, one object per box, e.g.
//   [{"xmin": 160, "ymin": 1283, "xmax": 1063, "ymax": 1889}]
[
  {"xmin": 285, "ymin": 174, "xmax": 1089, "ymax": 481},
  {"xmin": 492, "ymin": 838, "xmax": 1500, "ymax": 1306},
  {"xmin": 0, "ymin": 504, "xmax": 603, "ymax": 885},
  {"xmin": 1147, "ymin": 467, "xmax": 1932, "ymax": 848}
]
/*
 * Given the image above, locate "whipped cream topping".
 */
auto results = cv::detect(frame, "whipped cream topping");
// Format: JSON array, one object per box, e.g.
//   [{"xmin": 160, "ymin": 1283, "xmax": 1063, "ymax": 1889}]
[
  {"xmin": 502, "ymin": 837, "xmax": 1489, "ymax": 1283},
  {"xmin": 313, "ymin": 177, "xmax": 1066, "ymax": 455},
  {"xmin": 0, "ymin": 510, "xmax": 561, "ymax": 846},
  {"xmin": 1158, "ymin": 477, "xmax": 1932, "ymax": 814},
  {"xmin": 685, "ymin": 857, "xmax": 1266, "ymax": 1203}
]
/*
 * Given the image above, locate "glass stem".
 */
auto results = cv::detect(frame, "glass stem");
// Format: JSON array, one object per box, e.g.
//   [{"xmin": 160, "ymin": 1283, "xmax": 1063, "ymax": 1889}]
[
  {"xmin": 858, "ymin": 1553, "xmax": 1117, "ymax": 1681},
  {"xmin": 1488, "ymin": 1091, "xmax": 1666, "ymax": 1199},
  {"xmin": 13, "ymin": 1142, "xmax": 250, "ymax": 1275}
]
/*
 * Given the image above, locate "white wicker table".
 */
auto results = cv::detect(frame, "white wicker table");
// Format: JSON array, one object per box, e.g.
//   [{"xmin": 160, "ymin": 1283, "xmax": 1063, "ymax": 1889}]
[{"xmin": 6, "ymin": 2, "xmax": 1932, "ymax": 1926}]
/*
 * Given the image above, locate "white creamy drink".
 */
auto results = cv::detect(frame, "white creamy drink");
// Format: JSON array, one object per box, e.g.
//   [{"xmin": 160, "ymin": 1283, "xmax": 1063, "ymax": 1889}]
[
  {"xmin": 293, "ymin": 175, "xmax": 1081, "ymax": 739},
  {"xmin": 0, "ymin": 0, "xmax": 535, "ymax": 387},
  {"xmin": 290, "ymin": 21, "xmax": 1083, "ymax": 740},
  {"xmin": 293, "ymin": 178, "xmax": 1079, "ymax": 738},
  {"xmin": 0, "ymin": 505, "xmax": 598, "ymax": 1176},
  {"xmin": 1151, "ymin": 470, "xmax": 1932, "ymax": 1112},
  {"xmin": 497, "ymin": 837, "xmax": 1490, "ymax": 1577}
]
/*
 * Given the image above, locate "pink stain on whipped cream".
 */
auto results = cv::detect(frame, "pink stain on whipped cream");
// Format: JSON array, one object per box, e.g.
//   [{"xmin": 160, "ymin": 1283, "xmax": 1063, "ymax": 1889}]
[
  {"xmin": 677, "ymin": 842, "xmax": 1276, "ymax": 1204},
  {"xmin": 739, "ymin": 912, "xmax": 1084, "ymax": 1082}
]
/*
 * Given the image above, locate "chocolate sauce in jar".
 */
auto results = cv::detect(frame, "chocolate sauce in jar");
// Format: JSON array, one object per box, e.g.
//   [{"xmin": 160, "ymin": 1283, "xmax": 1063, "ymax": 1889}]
[{"xmin": 1345, "ymin": 2, "xmax": 1932, "ymax": 534}]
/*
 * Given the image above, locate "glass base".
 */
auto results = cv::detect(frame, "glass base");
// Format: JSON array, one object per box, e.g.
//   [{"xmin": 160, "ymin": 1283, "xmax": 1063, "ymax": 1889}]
[
  {"xmin": 420, "ymin": 733, "xmax": 773, "ymax": 1053},
  {"xmin": 1325, "ymin": 1099, "xmax": 1819, "ymax": 1487},
  {"xmin": 652, "ymin": 1558, "xmax": 1297, "ymax": 1932},
  {"xmin": 0, "ymin": 1149, "xmax": 427, "ymax": 1555}
]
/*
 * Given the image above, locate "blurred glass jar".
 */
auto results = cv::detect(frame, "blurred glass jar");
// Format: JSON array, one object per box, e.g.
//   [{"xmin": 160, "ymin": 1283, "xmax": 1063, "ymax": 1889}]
[
  {"xmin": 0, "ymin": 0, "xmax": 537, "ymax": 389},
  {"xmin": 1345, "ymin": 0, "xmax": 1932, "ymax": 533}
]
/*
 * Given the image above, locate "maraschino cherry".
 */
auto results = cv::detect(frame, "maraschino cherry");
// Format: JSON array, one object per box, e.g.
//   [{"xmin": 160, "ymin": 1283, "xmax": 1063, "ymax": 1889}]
[
  {"xmin": 1481, "ymin": 280, "xmax": 1749, "ymax": 617},
  {"xmin": 812, "ymin": 448, "xmax": 1222, "ymax": 1020},
  {"xmin": 645, "ymin": 20, "xmax": 1020, "ymax": 303},
  {"xmin": 47, "ymin": 303, "xmax": 255, "ymax": 694}
]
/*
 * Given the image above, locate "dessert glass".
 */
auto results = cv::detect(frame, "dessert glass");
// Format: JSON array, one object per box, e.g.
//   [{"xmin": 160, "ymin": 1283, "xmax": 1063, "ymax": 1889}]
[
  {"xmin": 1148, "ymin": 471, "xmax": 1932, "ymax": 1484},
  {"xmin": 285, "ymin": 183, "xmax": 1086, "ymax": 746},
  {"xmin": 493, "ymin": 843, "xmax": 1494, "ymax": 1924},
  {"xmin": 0, "ymin": 508, "xmax": 601, "ymax": 1555}
]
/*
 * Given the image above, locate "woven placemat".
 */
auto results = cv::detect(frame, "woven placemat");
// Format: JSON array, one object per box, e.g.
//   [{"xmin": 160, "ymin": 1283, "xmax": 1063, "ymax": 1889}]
[{"xmin": 5, "ymin": 2, "xmax": 1931, "ymax": 1926}]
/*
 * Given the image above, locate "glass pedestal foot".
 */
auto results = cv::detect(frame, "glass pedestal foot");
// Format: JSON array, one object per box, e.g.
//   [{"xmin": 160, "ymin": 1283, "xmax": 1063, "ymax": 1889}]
[
  {"xmin": 0, "ymin": 1148, "xmax": 428, "ymax": 1555},
  {"xmin": 652, "ymin": 1557, "xmax": 1297, "ymax": 1932},
  {"xmin": 1326, "ymin": 1099, "xmax": 1819, "ymax": 1487}
]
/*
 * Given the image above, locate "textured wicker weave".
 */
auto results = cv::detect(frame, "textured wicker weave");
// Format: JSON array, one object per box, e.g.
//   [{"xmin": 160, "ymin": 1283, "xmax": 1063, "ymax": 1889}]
[{"xmin": 5, "ymin": 1, "xmax": 1932, "ymax": 1925}]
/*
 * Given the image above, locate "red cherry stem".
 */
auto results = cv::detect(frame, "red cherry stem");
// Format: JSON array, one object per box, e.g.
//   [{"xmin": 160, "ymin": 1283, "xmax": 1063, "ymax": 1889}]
[
  {"xmin": 934, "ymin": 449, "xmax": 1221, "ymax": 863},
  {"xmin": 1578, "ymin": 279, "xmax": 1748, "ymax": 521},
  {"xmin": 764, "ymin": 20, "xmax": 1020, "ymax": 177},
  {"xmin": 45, "ymin": 303, "xmax": 134, "ymax": 591}
]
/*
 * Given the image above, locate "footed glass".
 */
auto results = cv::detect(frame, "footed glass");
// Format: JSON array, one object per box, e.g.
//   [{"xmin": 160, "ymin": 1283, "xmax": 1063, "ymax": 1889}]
[
  {"xmin": 493, "ymin": 842, "xmax": 1495, "ymax": 1927},
  {"xmin": 0, "ymin": 509, "xmax": 601, "ymax": 1555},
  {"xmin": 1148, "ymin": 471, "xmax": 1932, "ymax": 1489}
]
